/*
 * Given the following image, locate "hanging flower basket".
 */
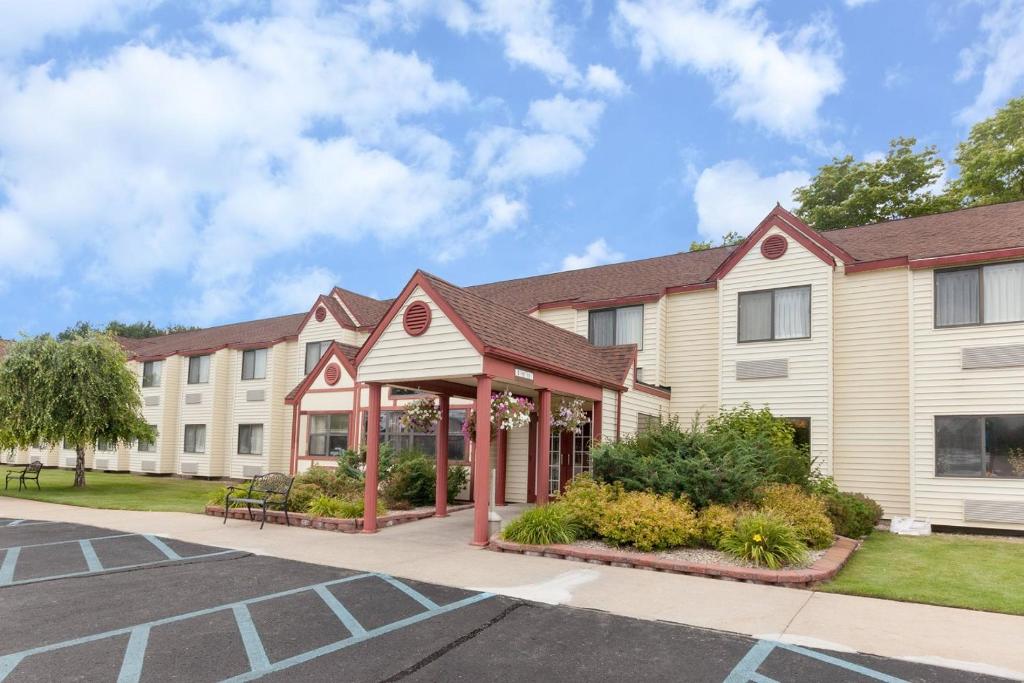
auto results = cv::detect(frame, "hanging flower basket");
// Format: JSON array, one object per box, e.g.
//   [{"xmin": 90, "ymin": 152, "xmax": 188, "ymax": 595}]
[
  {"xmin": 551, "ymin": 398, "xmax": 590, "ymax": 433},
  {"xmin": 461, "ymin": 409, "xmax": 494, "ymax": 443},
  {"xmin": 400, "ymin": 397, "xmax": 440, "ymax": 432},
  {"xmin": 491, "ymin": 390, "xmax": 533, "ymax": 432}
]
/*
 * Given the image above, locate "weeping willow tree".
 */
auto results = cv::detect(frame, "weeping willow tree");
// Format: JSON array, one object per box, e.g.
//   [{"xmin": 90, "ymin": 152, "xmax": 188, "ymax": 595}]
[{"xmin": 0, "ymin": 334, "xmax": 153, "ymax": 487}]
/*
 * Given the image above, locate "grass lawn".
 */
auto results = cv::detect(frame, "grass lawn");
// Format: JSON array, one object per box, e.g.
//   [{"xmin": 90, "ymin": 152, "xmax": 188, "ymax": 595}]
[
  {"xmin": 1, "ymin": 467, "xmax": 223, "ymax": 513},
  {"xmin": 820, "ymin": 531, "xmax": 1024, "ymax": 615}
]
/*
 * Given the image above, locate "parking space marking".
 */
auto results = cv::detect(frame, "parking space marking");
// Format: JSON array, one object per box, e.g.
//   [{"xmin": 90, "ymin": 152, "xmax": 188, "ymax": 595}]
[
  {"xmin": 142, "ymin": 534, "xmax": 182, "ymax": 561},
  {"xmin": 116, "ymin": 626, "xmax": 149, "ymax": 683},
  {"xmin": 78, "ymin": 539, "xmax": 104, "ymax": 573},
  {"xmin": 313, "ymin": 584, "xmax": 367, "ymax": 637},
  {"xmin": 380, "ymin": 574, "xmax": 440, "ymax": 610},
  {"xmin": 0, "ymin": 520, "xmax": 53, "ymax": 528},
  {"xmin": 232, "ymin": 604, "xmax": 271, "ymax": 672},
  {"xmin": 0, "ymin": 532, "xmax": 137, "ymax": 551},
  {"xmin": 0, "ymin": 548, "xmax": 237, "ymax": 587},
  {"xmin": 0, "ymin": 548, "xmax": 19, "ymax": 586},
  {"xmin": 723, "ymin": 639, "xmax": 908, "ymax": 683}
]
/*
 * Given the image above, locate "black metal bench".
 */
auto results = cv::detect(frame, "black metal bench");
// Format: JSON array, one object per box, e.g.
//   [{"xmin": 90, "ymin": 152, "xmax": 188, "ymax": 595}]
[
  {"xmin": 5, "ymin": 460, "xmax": 42, "ymax": 491},
  {"xmin": 223, "ymin": 472, "xmax": 294, "ymax": 529}
]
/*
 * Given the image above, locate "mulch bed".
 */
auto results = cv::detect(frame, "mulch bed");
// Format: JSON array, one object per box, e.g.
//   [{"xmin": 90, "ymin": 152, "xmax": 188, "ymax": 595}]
[
  {"xmin": 489, "ymin": 534, "xmax": 859, "ymax": 587},
  {"xmin": 206, "ymin": 503, "xmax": 474, "ymax": 533}
]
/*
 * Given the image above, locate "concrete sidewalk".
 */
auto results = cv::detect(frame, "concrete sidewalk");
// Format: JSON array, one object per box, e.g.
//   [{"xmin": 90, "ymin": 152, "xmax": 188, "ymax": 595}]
[{"xmin": 3, "ymin": 497, "xmax": 1022, "ymax": 680}]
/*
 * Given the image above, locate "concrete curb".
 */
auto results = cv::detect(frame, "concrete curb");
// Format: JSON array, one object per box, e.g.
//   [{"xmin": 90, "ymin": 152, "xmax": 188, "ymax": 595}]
[
  {"xmin": 488, "ymin": 534, "xmax": 860, "ymax": 587},
  {"xmin": 205, "ymin": 503, "xmax": 474, "ymax": 533}
]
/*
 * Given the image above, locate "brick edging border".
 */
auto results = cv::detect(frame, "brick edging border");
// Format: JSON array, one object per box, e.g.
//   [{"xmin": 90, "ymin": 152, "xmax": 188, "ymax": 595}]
[
  {"xmin": 205, "ymin": 503, "xmax": 474, "ymax": 533},
  {"xmin": 488, "ymin": 535, "xmax": 860, "ymax": 587}
]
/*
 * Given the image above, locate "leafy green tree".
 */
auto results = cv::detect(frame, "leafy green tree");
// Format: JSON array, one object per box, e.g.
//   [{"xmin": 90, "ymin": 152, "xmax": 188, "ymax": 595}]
[
  {"xmin": 948, "ymin": 96, "xmax": 1024, "ymax": 207},
  {"xmin": 794, "ymin": 137, "xmax": 949, "ymax": 230},
  {"xmin": 58, "ymin": 320, "xmax": 198, "ymax": 341},
  {"xmin": 689, "ymin": 231, "xmax": 746, "ymax": 251},
  {"xmin": 0, "ymin": 335, "xmax": 154, "ymax": 487}
]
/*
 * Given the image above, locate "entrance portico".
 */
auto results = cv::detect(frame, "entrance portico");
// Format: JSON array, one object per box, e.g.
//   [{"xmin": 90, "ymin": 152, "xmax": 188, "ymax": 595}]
[{"xmin": 354, "ymin": 271, "xmax": 634, "ymax": 545}]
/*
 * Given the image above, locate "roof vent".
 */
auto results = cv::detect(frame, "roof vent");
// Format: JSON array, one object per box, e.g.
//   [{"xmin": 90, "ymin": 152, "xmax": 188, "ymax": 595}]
[
  {"xmin": 403, "ymin": 301, "xmax": 432, "ymax": 337},
  {"xmin": 324, "ymin": 363, "xmax": 341, "ymax": 386},
  {"xmin": 315, "ymin": 305, "xmax": 327, "ymax": 322},
  {"xmin": 761, "ymin": 234, "xmax": 788, "ymax": 260}
]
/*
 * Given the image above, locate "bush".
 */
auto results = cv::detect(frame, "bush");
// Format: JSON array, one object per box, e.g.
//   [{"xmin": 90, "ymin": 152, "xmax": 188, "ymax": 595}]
[
  {"xmin": 382, "ymin": 453, "xmax": 435, "ymax": 507},
  {"xmin": 502, "ymin": 503, "xmax": 580, "ymax": 545},
  {"xmin": 721, "ymin": 512, "xmax": 808, "ymax": 569},
  {"xmin": 557, "ymin": 473, "xmax": 617, "ymax": 538},
  {"xmin": 295, "ymin": 465, "xmax": 362, "ymax": 500},
  {"xmin": 597, "ymin": 491, "xmax": 698, "ymax": 552},
  {"xmin": 446, "ymin": 464, "xmax": 469, "ymax": 503},
  {"xmin": 207, "ymin": 486, "xmax": 230, "ymax": 506},
  {"xmin": 696, "ymin": 504, "xmax": 738, "ymax": 550},
  {"xmin": 758, "ymin": 484, "xmax": 834, "ymax": 549},
  {"xmin": 824, "ymin": 491, "xmax": 883, "ymax": 538},
  {"xmin": 288, "ymin": 483, "xmax": 320, "ymax": 512},
  {"xmin": 336, "ymin": 498, "xmax": 386, "ymax": 519},
  {"xmin": 307, "ymin": 494, "xmax": 346, "ymax": 518}
]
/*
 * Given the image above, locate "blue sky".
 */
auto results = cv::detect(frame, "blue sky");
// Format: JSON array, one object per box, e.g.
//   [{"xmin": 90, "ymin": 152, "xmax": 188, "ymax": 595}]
[{"xmin": 1, "ymin": 0, "xmax": 1021, "ymax": 337}]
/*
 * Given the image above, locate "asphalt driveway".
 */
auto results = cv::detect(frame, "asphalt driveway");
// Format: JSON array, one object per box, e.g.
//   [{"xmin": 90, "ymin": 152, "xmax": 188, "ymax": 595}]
[{"xmin": 0, "ymin": 517, "xmax": 1007, "ymax": 682}]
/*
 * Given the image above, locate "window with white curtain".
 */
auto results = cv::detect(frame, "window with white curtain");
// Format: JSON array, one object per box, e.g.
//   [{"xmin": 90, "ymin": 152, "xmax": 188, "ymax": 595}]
[
  {"xmin": 738, "ymin": 286, "xmax": 811, "ymax": 342},
  {"xmin": 936, "ymin": 262, "xmax": 1024, "ymax": 327},
  {"xmin": 304, "ymin": 341, "xmax": 332, "ymax": 374},
  {"xmin": 588, "ymin": 305, "xmax": 644, "ymax": 349},
  {"xmin": 187, "ymin": 355, "xmax": 210, "ymax": 384},
  {"xmin": 237, "ymin": 424, "xmax": 263, "ymax": 455},
  {"xmin": 241, "ymin": 348, "xmax": 267, "ymax": 380}
]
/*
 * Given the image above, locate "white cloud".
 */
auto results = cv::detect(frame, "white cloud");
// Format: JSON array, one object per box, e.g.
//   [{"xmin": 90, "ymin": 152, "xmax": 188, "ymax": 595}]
[
  {"xmin": 561, "ymin": 238, "xmax": 624, "ymax": 271},
  {"xmin": 955, "ymin": 0, "xmax": 1024, "ymax": 124},
  {"xmin": 259, "ymin": 267, "xmax": 339, "ymax": 317},
  {"xmin": 585, "ymin": 64, "xmax": 627, "ymax": 96},
  {"xmin": 525, "ymin": 94, "xmax": 605, "ymax": 143},
  {"xmin": 0, "ymin": 0, "xmax": 144, "ymax": 60},
  {"xmin": 883, "ymin": 64, "xmax": 907, "ymax": 89},
  {"xmin": 482, "ymin": 193, "xmax": 527, "ymax": 234},
  {"xmin": 844, "ymin": 0, "xmax": 878, "ymax": 7},
  {"xmin": 693, "ymin": 160, "xmax": 809, "ymax": 239},
  {"xmin": 614, "ymin": 0, "xmax": 843, "ymax": 139}
]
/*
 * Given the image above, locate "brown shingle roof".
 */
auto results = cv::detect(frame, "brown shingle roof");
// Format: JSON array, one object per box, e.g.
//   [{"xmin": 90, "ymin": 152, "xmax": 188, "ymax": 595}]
[
  {"xmin": 319, "ymin": 295, "xmax": 355, "ymax": 328},
  {"xmin": 422, "ymin": 272, "xmax": 635, "ymax": 387},
  {"xmin": 826, "ymin": 200, "xmax": 1024, "ymax": 262},
  {"xmin": 332, "ymin": 287, "xmax": 393, "ymax": 327},
  {"xmin": 124, "ymin": 313, "xmax": 306, "ymax": 360},
  {"xmin": 466, "ymin": 246, "xmax": 732, "ymax": 312}
]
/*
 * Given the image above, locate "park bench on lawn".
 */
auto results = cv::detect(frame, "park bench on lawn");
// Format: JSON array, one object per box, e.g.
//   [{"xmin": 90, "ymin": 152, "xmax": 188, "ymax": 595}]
[
  {"xmin": 4, "ymin": 460, "xmax": 42, "ymax": 492},
  {"xmin": 223, "ymin": 472, "xmax": 294, "ymax": 530}
]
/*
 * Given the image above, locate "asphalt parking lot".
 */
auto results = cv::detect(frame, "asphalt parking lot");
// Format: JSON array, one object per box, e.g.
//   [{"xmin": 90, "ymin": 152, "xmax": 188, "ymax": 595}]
[{"xmin": 0, "ymin": 517, "xmax": 1007, "ymax": 682}]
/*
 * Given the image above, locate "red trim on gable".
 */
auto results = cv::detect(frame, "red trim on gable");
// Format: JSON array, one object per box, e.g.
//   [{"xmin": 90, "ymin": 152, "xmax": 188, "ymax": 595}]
[
  {"xmin": 844, "ymin": 256, "xmax": 910, "ymax": 274},
  {"xmin": 710, "ymin": 206, "xmax": 850, "ymax": 281},
  {"xmin": 908, "ymin": 246, "xmax": 1024, "ymax": 270},
  {"xmin": 482, "ymin": 356, "xmax": 605, "ymax": 401},
  {"xmin": 285, "ymin": 342, "xmax": 358, "ymax": 405},
  {"xmin": 664, "ymin": 281, "xmax": 717, "ymax": 295},
  {"xmin": 483, "ymin": 348, "xmax": 623, "ymax": 395},
  {"xmin": 297, "ymin": 294, "xmax": 356, "ymax": 336},
  {"xmin": 635, "ymin": 382, "xmax": 671, "ymax": 400}
]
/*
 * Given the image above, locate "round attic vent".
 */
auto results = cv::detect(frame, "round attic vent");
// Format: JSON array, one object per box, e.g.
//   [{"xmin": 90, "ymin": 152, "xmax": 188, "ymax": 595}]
[
  {"xmin": 761, "ymin": 234, "xmax": 788, "ymax": 260},
  {"xmin": 314, "ymin": 305, "xmax": 327, "ymax": 322},
  {"xmin": 324, "ymin": 363, "xmax": 341, "ymax": 386},
  {"xmin": 403, "ymin": 301, "xmax": 432, "ymax": 337}
]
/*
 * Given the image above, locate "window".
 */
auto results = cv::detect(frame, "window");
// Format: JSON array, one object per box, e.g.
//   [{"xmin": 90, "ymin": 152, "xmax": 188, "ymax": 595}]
[
  {"xmin": 738, "ymin": 285, "xmax": 811, "ymax": 342},
  {"xmin": 368, "ymin": 409, "xmax": 468, "ymax": 460},
  {"xmin": 305, "ymin": 341, "xmax": 332, "ymax": 374},
  {"xmin": 142, "ymin": 360, "xmax": 162, "ymax": 388},
  {"xmin": 936, "ymin": 415, "xmax": 1024, "ymax": 478},
  {"xmin": 237, "ymin": 424, "xmax": 264, "ymax": 455},
  {"xmin": 184, "ymin": 424, "xmax": 206, "ymax": 454},
  {"xmin": 187, "ymin": 355, "xmax": 210, "ymax": 384},
  {"xmin": 637, "ymin": 413, "xmax": 661, "ymax": 433},
  {"xmin": 782, "ymin": 417, "xmax": 811, "ymax": 449},
  {"xmin": 241, "ymin": 348, "xmax": 267, "ymax": 380},
  {"xmin": 138, "ymin": 425, "xmax": 158, "ymax": 453},
  {"xmin": 309, "ymin": 414, "xmax": 349, "ymax": 457},
  {"xmin": 588, "ymin": 305, "xmax": 644, "ymax": 348},
  {"xmin": 936, "ymin": 262, "xmax": 1024, "ymax": 328},
  {"xmin": 96, "ymin": 439, "xmax": 114, "ymax": 452},
  {"xmin": 573, "ymin": 419, "xmax": 592, "ymax": 478}
]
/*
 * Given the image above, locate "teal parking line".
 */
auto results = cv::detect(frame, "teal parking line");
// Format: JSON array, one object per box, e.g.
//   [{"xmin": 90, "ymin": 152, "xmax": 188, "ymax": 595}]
[
  {"xmin": 0, "ymin": 532, "xmax": 136, "ymax": 551},
  {"xmin": 378, "ymin": 574, "xmax": 439, "ymax": 610},
  {"xmin": 0, "ymin": 573, "xmax": 377, "ymax": 683},
  {"xmin": 313, "ymin": 584, "xmax": 367, "ymax": 637},
  {"xmin": 0, "ymin": 521, "xmax": 54, "ymax": 529},
  {"xmin": 722, "ymin": 640, "xmax": 908, "ymax": 683},
  {"xmin": 2, "ymin": 520, "xmax": 24, "ymax": 527},
  {"xmin": 222, "ymin": 591, "xmax": 495, "ymax": 682},
  {"xmin": 142, "ymin": 535, "xmax": 181, "ymax": 561},
  {"xmin": 232, "ymin": 604, "xmax": 271, "ymax": 672},
  {"xmin": 0, "ymin": 548, "xmax": 20, "ymax": 585},
  {"xmin": 1, "ymin": 549, "xmax": 237, "ymax": 587},
  {"xmin": 775, "ymin": 643, "xmax": 908, "ymax": 683},
  {"xmin": 116, "ymin": 625, "xmax": 150, "ymax": 683},
  {"xmin": 79, "ymin": 539, "xmax": 104, "ymax": 572},
  {"xmin": 722, "ymin": 640, "xmax": 777, "ymax": 683}
]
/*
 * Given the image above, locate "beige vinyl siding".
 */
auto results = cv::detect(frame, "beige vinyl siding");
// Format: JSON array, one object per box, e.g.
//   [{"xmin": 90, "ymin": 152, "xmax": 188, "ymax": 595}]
[
  {"xmin": 833, "ymin": 267, "xmax": 910, "ymax": 516},
  {"xmin": 505, "ymin": 425, "xmax": 530, "ymax": 503},
  {"xmin": 294, "ymin": 314, "xmax": 350, "ymax": 387},
  {"xmin": 665, "ymin": 288, "xmax": 719, "ymax": 424},
  {"xmin": 910, "ymin": 268, "xmax": 1024, "ymax": 530},
  {"xmin": 719, "ymin": 227, "xmax": 834, "ymax": 473},
  {"xmin": 269, "ymin": 340, "xmax": 296, "ymax": 474},
  {"xmin": 533, "ymin": 307, "xmax": 577, "ymax": 333},
  {"xmin": 601, "ymin": 388, "xmax": 618, "ymax": 442},
  {"xmin": 227, "ymin": 347, "xmax": 275, "ymax": 478},
  {"xmin": 359, "ymin": 287, "xmax": 482, "ymax": 383},
  {"xmin": 177, "ymin": 351, "xmax": 225, "ymax": 477}
]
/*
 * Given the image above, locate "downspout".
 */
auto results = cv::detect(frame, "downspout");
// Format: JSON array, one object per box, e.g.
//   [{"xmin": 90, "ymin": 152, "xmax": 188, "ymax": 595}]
[{"xmin": 615, "ymin": 390, "xmax": 622, "ymax": 441}]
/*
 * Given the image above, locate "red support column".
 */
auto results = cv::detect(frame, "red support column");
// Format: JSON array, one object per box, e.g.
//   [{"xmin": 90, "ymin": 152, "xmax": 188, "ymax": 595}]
[
  {"xmin": 592, "ymin": 400, "xmax": 602, "ymax": 446},
  {"xmin": 471, "ymin": 375, "xmax": 492, "ymax": 545},
  {"xmin": 496, "ymin": 429, "xmax": 507, "ymax": 506},
  {"xmin": 526, "ymin": 413, "xmax": 537, "ymax": 503},
  {"xmin": 363, "ymin": 383, "xmax": 382, "ymax": 534},
  {"xmin": 537, "ymin": 389, "xmax": 551, "ymax": 505},
  {"xmin": 435, "ymin": 394, "xmax": 449, "ymax": 518}
]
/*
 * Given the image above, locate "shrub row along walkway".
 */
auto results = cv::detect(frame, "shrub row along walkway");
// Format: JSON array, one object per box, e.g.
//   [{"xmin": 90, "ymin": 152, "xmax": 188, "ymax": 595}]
[{"xmin": 3, "ymin": 496, "xmax": 1023, "ymax": 680}]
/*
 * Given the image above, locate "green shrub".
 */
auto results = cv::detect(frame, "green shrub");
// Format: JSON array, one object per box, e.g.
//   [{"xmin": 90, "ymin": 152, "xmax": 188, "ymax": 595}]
[
  {"xmin": 502, "ymin": 503, "xmax": 580, "ymax": 545},
  {"xmin": 446, "ymin": 464, "xmax": 469, "ymax": 503},
  {"xmin": 808, "ymin": 474, "xmax": 840, "ymax": 497},
  {"xmin": 382, "ymin": 453, "xmax": 436, "ymax": 507},
  {"xmin": 721, "ymin": 512, "xmax": 808, "ymax": 569},
  {"xmin": 288, "ymin": 483, "xmax": 320, "ymax": 512},
  {"xmin": 295, "ymin": 464, "xmax": 363, "ymax": 500},
  {"xmin": 336, "ymin": 498, "xmax": 387, "ymax": 519},
  {"xmin": 824, "ymin": 491, "xmax": 883, "ymax": 538},
  {"xmin": 207, "ymin": 486, "xmax": 230, "ymax": 506},
  {"xmin": 597, "ymin": 491, "xmax": 698, "ymax": 552},
  {"xmin": 557, "ymin": 473, "xmax": 617, "ymax": 538},
  {"xmin": 307, "ymin": 494, "xmax": 346, "ymax": 518},
  {"xmin": 696, "ymin": 504, "xmax": 738, "ymax": 550},
  {"xmin": 758, "ymin": 483, "xmax": 834, "ymax": 550}
]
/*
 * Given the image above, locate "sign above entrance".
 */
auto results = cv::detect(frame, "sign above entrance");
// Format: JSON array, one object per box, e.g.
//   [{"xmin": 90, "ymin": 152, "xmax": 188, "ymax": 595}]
[{"xmin": 514, "ymin": 368, "xmax": 534, "ymax": 382}]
